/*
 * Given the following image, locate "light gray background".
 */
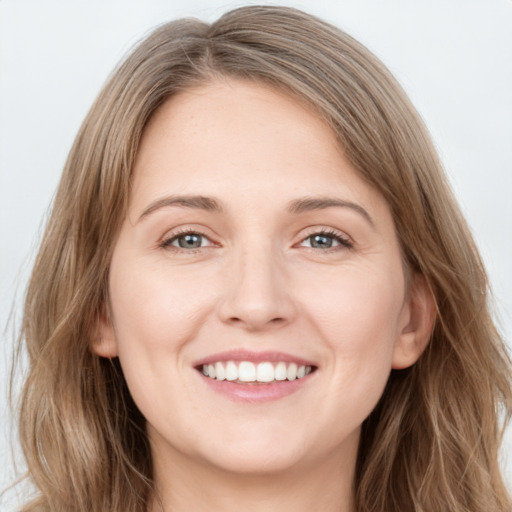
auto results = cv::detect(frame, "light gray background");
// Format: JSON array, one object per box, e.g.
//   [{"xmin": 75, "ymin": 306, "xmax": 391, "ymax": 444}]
[{"xmin": 1, "ymin": 0, "xmax": 511, "ymax": 507}]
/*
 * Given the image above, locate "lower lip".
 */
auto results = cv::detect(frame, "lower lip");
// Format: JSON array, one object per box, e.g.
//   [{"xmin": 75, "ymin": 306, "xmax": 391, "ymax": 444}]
[{"xmin": 199, "ymin": 373, "xmax": 312, "ymax": 402}]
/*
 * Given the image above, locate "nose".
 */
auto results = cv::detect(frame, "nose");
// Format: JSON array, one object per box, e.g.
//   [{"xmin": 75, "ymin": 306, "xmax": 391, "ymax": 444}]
[{"xmin": 218, "ymin": 246, "xmax": 297, "ymax": 332}]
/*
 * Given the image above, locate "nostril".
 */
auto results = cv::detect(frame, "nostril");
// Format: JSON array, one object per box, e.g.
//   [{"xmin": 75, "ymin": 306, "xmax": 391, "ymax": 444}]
[{"xmin": 225, "ymin": 315, "xmax": 287, "ymax": 330}]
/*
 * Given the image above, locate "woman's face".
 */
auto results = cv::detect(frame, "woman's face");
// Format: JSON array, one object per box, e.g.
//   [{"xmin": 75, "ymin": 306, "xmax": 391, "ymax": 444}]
[{"xmin": 96, "ymin": 79, "xmax": 430, "ymax": 476}]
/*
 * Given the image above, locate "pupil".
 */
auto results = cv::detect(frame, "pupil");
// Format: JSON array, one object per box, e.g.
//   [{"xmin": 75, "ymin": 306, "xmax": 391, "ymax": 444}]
[
  {"xmin": 311, "ymin": 235, "xmax": 332, "ymax": 248},
  {"xmin": 179, "ymin": 234, "xmax": 202, "ymax": 248}
]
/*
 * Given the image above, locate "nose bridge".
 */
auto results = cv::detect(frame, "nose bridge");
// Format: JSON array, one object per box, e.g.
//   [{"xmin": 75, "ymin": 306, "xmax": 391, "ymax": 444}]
[{"xmin": 219, "ymin": 237, "xmax": 294, "ymax": 330}]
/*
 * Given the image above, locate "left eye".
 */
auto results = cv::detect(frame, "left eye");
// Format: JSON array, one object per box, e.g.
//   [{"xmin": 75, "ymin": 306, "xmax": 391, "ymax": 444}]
[
  {"xmin": 165, "ymin": 232, "xmax": 211, "ymax": 249},
  {"xmin": 300, "ymin": 232, "xmax": 350, "ymax": 249}
]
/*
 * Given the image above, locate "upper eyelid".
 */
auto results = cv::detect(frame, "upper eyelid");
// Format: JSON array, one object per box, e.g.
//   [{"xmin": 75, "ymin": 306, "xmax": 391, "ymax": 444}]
[
  {"xmin": 162, "ymin": 227, "xmax": 348, "ymax": 237},
  {"xmin": 159, "ymin": 227, "xmax": 217, "ymax": 249},
  {"xmin": 162, "ymin": 225, "xmax": 215, "ymax": 240},
  {"xmin": 297, "ymin": 232, "xmax": 353, "ymax": 249},
  {"xmin": 158, "ymin": 225, "xmax": 353, "ymax": 247},
  {"xmin": 297, "ymin": 226, "xmax": 352, "ymax": 241}
]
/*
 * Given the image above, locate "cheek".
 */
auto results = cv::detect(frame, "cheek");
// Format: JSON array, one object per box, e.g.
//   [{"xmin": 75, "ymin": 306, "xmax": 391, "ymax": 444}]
[
  {"xmin": 312, "ymin": 263, "xmax": 402, "ymax": 323},
  {"xmin": 308, "ymin": 266, "xmax": 405, "ymax": 423},
  {"xmin": 106, "ymin": 257, "xmax": 219, "ymax": 425},
  {"xmin": 300, "ymin": 263, "xmax": 405, "ymax": 370},
  {"xmin": 108, "ymin": 256, "xmax": 217, "ymax": 360}
]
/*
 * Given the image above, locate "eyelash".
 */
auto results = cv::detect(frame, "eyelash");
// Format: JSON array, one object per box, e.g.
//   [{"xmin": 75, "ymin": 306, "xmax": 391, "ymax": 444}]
[
  {"xmin": 299, "ymin": 228, "xmax": 353, "ymax": 251},
  {"xmin": 159, "ymin": 228, "xmax": 214, "ymax": 252},
  {"xmin": 159, "ymin": 228, "xmax": 353, "ymax": 252}
]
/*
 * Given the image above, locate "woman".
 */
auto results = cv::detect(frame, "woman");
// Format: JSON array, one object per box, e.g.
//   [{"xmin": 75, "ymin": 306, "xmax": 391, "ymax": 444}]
[{"xmin": 14, "ymin": 5, "xmax": 511, "ymax": 511}]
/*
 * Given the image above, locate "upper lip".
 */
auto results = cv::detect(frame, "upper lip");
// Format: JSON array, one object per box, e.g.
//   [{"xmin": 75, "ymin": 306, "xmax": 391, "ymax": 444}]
[{"xmin": 193, "ymin": 349, "xmax": 317, "ymax": 368}]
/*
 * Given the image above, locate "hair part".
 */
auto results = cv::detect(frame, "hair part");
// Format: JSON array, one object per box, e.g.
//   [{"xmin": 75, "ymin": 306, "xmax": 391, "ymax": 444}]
[{"xmin": 16, "ymin": 6, "xmax": 511, "ymax": 511}]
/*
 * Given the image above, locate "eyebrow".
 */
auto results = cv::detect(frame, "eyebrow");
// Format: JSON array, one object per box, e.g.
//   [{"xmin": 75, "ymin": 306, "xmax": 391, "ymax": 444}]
[
  {"xmin": 138, "ymin": 194, "xmax": 374, "ymax": 227},
  {"xmin": 138, "ymin": 195, "xmax": 223, "ymax": 221},
  {"xmin": 287, "ymin": 197, "xmax": 375, "ymax": 227}
]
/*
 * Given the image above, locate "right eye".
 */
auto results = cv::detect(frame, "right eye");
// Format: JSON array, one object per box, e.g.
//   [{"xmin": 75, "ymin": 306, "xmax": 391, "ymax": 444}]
[
  {"xmin": 297, "ymin": 229, "xmax": 353, "ymax": 251},
  {"xmin": 160, "ymin": 230, "xmax": 214, "ymax": 250}
]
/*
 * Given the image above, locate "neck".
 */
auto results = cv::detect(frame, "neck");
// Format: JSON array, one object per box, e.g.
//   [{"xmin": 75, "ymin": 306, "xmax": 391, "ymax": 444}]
[{"xmin": 149, "ymin": 441, "xmax": 357, "ymax": 512}]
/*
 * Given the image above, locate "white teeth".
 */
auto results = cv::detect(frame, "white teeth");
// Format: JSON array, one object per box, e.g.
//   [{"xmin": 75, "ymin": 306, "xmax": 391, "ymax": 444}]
[
  {"xmin": 201, "ymin": 360, "xmax": 313, "ymax": 383},
  {"xmin": 256, "ymin": 362, "xmax": 275, "ymax": 382},
  {"xmin": 215, "ymin": 362, "xmax": 226, "ymax": 381},
  {"xmin": 225, "ymin": 361, "xmax": 238, "ymax": 381},
  {"xmin": 238, "ymin": 361, "xmax": 256, "ymax": 382},
  {"xmin": 287, "ymin": 363, "xmax": 298, "ymax": 381},
  {"xmin": 275, "ymin": 362, "xmax": 287, "ymax": 381}
]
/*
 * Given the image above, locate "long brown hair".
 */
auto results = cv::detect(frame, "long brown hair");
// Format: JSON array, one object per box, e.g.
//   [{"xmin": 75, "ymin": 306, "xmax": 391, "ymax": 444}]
[{"xmin": 16, "ymin": 6, "xmax": 511, "ymax": 511}]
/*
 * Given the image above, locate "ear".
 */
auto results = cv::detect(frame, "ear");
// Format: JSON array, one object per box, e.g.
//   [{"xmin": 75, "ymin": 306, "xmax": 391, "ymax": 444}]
[
  {"xmin": 90, "ymin": 306, "xmax": 119, "ymax": 358},
  {"xmin": 392, "ymin": 273, "xmax": 436, "ymax": 369}
]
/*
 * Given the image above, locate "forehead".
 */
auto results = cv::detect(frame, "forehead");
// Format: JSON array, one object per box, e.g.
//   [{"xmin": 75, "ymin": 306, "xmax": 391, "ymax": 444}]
[
  {"xmin": 129, "ymin": 78, "xmax": 386, "ymax": 219},
  {"xmin": 136, "ymin": 79, "xmax": 341, "ymax": 169}
]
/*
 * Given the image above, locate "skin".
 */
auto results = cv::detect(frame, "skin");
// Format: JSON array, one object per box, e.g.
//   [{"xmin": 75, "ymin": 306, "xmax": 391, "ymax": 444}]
[{"xmin": 95, "ymin": 78, "xmax": 434, "ymax": 512}]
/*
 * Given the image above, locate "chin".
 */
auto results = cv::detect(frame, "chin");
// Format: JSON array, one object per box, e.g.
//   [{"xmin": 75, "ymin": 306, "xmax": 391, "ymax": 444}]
[
  {"xmin": 180, "ymin": 420, "xmax": 313, "ymax": 475},
  {"xmin": 201, "ymin": 442, "xmax": 308, "ymax": 476}
]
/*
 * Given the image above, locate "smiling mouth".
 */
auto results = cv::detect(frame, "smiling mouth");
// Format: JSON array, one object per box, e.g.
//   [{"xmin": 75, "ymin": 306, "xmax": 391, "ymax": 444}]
[{"xmin": 198, "ymin": 361, "xmax": 315, "ymax": 383}]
